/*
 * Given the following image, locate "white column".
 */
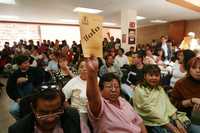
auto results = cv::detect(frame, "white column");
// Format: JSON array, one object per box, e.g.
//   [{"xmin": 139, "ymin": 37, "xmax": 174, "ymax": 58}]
[{"xmin": 121, "ymin": 9, "xmax": 137, "ymax": 52}]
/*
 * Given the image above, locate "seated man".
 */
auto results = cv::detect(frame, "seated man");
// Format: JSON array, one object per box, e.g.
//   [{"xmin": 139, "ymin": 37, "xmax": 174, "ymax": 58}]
[
  {"xmin": 86, "ymin": 56, "xmax": 147, "ymax": 133},
  {"xmin": 8, "ymin": 85, "xmax": 81, "ymax": 133},
  {"xmin": 99, "ymin": 55, "xmax": 122, "ymax": 78},
  {"xmin": 6, "ymin": 55, "xmax": 45, "ymax": 120}
]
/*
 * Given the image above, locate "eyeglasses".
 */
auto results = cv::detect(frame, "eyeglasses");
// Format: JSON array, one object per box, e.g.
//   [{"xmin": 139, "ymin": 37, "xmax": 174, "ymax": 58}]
[
  {"xmin": 104, "ymin": 84, "xmax": 120, "ymax": 90},
  {"xmin": 35, "ymin": 108, "xmax": 64, "ymax": 121},
  {"xmin": 40, "ymin": 84, "xmax": 58, "ymax": 91}
]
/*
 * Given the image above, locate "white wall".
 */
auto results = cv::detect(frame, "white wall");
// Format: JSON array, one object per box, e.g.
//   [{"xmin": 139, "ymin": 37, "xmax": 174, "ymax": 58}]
[{"xmin": 0, "ymin": 23, "xmax": 121, "ymax": 50}]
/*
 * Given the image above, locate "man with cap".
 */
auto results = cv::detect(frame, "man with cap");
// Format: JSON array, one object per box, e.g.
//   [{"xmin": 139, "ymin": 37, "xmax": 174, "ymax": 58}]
[{"xmin": 6, "ymin": 55, "xmax": 45, "ymax": 120}]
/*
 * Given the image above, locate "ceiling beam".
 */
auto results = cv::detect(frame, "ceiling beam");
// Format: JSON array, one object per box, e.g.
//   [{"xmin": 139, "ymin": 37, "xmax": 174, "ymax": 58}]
[{"xmin": 167, "ymin": 0, "xmax": 200, "ymax": 12}]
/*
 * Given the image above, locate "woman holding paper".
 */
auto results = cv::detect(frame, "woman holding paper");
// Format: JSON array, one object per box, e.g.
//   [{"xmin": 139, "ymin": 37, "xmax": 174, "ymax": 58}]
[{"xmin": 86, "ymin": 55, "xmax": 147, "ymax": 133}]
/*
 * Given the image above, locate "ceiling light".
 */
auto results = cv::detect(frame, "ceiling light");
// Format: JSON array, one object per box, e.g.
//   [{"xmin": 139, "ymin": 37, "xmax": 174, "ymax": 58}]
[
  {"xmin": 136, "ymin": 16, "xmax": 146, "ymax": 20},
  {"xmin": 184, "ymin": 0, "xmax": 200, "ymax": 7},
  {"xmin": 103, "ymin": 22, "xmax": 117, "ymax": 26},
  {"xmin": 0, "ymin": 0, "xmax": 15, "ymax": 4},
  {"xmin": 150, "ymin": 19, "xmax": 167, "ymax": 23},
  {"xmin": 59, "ymin": 19, "xmax": 79, "ymax": 24},
  {"xmin": 73, "ymin": 7, "xmax": 103, "ymax": 14},
  {"xmin": 0, "ymin": 15, "xmax": 19, "ymax": 19}
]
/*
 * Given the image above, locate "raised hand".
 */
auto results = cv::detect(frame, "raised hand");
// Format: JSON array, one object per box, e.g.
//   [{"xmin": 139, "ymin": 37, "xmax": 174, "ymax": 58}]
[{"xmin": 86, "ymin": 55, "xmax": 99, "ymax": 75}]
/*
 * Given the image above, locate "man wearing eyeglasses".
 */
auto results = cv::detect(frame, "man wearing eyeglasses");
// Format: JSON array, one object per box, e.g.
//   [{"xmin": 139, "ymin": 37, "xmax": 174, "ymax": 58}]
[{"xmin": 8, "ymin": 85, "xmax": 81, "ymax": 133}]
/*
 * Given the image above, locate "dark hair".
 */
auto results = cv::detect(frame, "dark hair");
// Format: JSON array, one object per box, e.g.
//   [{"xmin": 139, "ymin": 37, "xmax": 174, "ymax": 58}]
[
  {"xmin": 160, "ymin": 35, "xmax": 167, "ymax": 40},
  {"xmin": 118, "ymin": 48, "xmax": 124, "ymax": 54},
  {"xmin": 133, "ymin": 50, "xmax": 144, "ymax": 60},
  {"xmin": 57, "ymin": 56, "xmax": 68, "ymax": 68},
  {"xmin": 183, "ymin": 50, "xmax": 196, "ymax": 71},
  {"xmin": 15, "ymin": 55, "xmax": 30, "ymax": 65},
  {"xmin": 174, "ymin": 50, "xmax": 183, "ymax": 61},
  {"xmin": 188, "ymin": 57, "xmax": 200, "ymax": 70},
  {"xmin": 105, "ymin": 55, "xmax": 113, "ymax": 61},
  {"xmin": 31, "ymin": 85, "xmax": 65, "ymax": 109},
  {"xmin": 115, "ymin": 38, "xmax": 121, "ymax": 44},
  {"xmin": 143, "ymin": 64, "xmax": 161, "ymax": 75},
  {"xmin": 155, "ymin": 48, "xmax": 165, "ymax": 61},
  {"xmin": 99, "ymin": 73, "xmax": 120, "ymax": 91}
]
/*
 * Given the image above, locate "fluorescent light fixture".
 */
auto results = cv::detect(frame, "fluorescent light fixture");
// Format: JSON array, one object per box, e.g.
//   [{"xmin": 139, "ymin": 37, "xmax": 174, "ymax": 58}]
[
  {"xmin": 150, "ymin": 19, "xmax": 167, "ymax": 23},
  {"xmin": 73, "ymin": 7, "xmax": 103, "ymax": 14},
  {"xmin": 0, "ymin": 0, "xmax": 15, "ymax": 4},
  {"xmin": 136, "ymin": 16, "xmax": 146, "ymax": 20},
  {"xmin": 103, "ymin": 22, "xmax": 117, "ymax": 26},
  {"xmin": 59, "ymin": 19, "xmax": 79, "ymax": 24},
  {"xmin": 184, "ymin": 0, "xmax": 200, "ymax": 7},
  {"xmin": 0, "ymin": 15, "xmax": 19, "ymax": 19}
]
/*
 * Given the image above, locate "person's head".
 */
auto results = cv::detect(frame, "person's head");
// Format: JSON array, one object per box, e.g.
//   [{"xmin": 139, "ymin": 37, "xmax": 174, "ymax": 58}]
[
  {"xmin": 188, "ymin": 57, "xmax": 200, "ymax": 80},
  {"xmin": 72, "ymin": 41, "xmax": 77, "ymax": 45},
  {"xmin": 143, "ymin": 64, "xmax": 161, "ymax": 88},
  {"xmin": 188, "ymin": 32, "xmax": 195, "ymax": 38},
  {"xmin": 160, "ymin": 36, "xmax": 167, "ymax": 43},
  {"xmin": 130, "ymin": 46, "xmax": 134, "ymax": 52},
  {"xmin": 145, "ymin": 49, "xmax": 152, "ymax": 57},
  {"xmin": 103, "ymin": 50, "xmax": 109, "ymax": 58},
  {"xmin": 180, "ymin": 50, "xmax": 196, "ymax": 71},
  {"xmin": 58, "ymin": 57, "xmax": 68, "ymax": 69},
  {"xmin": 110, "ymin": 36, "xmax": 114, "ymax": 42},
  {"xmin": 105, "ymin": 55, "xmax": 114, "ymax": 66},
  {"xmin": 61, "ymin": 40, "xmax": 67, "ymax": 46},
  {"xmin": 49, "ymin": 52, "xmax": 56, "ymax": 60},
  {"xmin": 31, "ymin": 85, "xmax": 65, "ymax": 132},
  {"xmin": 99, "ymin": 73, "xmax": 120, "ymax": 103},
  {"xmin": 118, "ymin": 48, "xmax": 124, "ymax": 56},
  {"xmin": 115, "ymin": 38, "xmax": 121, "ymax": 44},
  {"xmin": 78, "ymin": 60, "xmax": 87, "ymax": 80},
  {"xmin": 156, "ymin": 49, "xmax": 165, "ymax": 61},
  {"xmin": 103, "ymin": 38, "xmax": 108, "ymax": 45},
  {"xmin": 132, "ymin": 51, "xmax": 144, "ymax": 65},
  {"xmin": 15, "ymin": 55, "xmax": 30, "ymax": 71}
]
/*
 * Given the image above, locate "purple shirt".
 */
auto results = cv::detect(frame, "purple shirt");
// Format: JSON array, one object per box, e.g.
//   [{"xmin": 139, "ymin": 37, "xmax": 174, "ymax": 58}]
[
  {"xmin": 34, "ymin": 121, "xmax": 64, "ymax": 133},
  {"xmin": 88, "ymin": 97, "xmax": 142, "ymax": 133}
]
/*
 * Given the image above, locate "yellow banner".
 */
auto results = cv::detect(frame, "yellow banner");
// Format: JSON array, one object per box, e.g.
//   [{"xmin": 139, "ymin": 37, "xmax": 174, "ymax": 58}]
[{"xmin": 80, "ymin": 13, "xmax": 103, "ymax": 57}]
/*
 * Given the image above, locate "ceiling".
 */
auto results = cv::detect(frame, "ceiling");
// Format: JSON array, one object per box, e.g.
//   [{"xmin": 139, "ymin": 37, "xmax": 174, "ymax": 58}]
[{"xmin": 0, "ymin": 0, "xmax": 199, "ymax": 27}]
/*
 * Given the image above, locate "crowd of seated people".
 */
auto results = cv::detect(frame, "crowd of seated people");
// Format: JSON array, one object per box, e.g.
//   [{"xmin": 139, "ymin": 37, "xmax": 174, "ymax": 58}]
[{"xmin": 0, "ymin": 34, "xmax": 199, "ymax": 133}]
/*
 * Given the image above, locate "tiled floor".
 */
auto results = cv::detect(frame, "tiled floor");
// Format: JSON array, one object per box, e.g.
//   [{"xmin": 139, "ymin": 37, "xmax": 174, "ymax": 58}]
[{"xmin": 0, "ymin": 78, "xmax": 15, "ymax": 133}]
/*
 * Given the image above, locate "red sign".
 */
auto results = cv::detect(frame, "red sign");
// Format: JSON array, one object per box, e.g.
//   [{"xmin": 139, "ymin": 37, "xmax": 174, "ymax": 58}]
[{"xmin": 129, "ymin": 22, "xmax": 135, "ymax": 29}]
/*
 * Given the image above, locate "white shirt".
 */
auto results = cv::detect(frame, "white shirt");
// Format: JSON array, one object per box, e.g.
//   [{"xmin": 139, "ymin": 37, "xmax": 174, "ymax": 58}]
[
  {"xmin": 114, "ymin": 54, "xmax": 129, "ymax": 68},
  {"xmin": 190, "ymin": 39, "xmax": 200, "ymax": 51},
  {"xmin": 162, "ymin": 43, "xmax": 168, "ymax": 57},
  {"xmin": 62, "ymin": 76, "xmax": 87, "ymax": 114},
  {"xmin": 170, "ymin": 61, "xmax": 186, "ymax": 87},
  {"xmin": 46, "ymin": 60, "xmax": 58, "ymax": 72}
]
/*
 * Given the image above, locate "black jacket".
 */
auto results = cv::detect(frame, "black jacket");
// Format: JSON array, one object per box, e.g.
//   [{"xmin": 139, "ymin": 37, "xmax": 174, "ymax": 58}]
[
  {"xmin": 8, "ymin": 107, "xmax": 81, "ymax": 133},
  {"xmin": 6, "ymin": 67, "xmax": 45, "ymax": 101}
]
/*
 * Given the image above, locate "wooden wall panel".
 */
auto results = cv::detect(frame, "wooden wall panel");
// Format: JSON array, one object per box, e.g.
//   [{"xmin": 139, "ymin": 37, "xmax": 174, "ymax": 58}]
[
  {"xmin": 168, "ymin": 21, "xmax": 186, "ymax": 46},
  {"xmin": 137, "ymin": 23, "xmax": 169, "ymax": 45},
  {"xmin": 185, "ymin": 19, "xmax": 200, "ymax": 39}
]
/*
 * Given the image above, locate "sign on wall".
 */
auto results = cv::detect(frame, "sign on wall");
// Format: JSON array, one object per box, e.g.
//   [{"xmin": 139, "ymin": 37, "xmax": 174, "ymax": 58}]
[{"xmin": 128, "ymin": 21, "xmax": 136, "ymax": 44}]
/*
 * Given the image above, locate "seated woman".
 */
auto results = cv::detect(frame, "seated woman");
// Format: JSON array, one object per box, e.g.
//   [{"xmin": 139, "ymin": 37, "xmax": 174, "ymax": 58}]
[
  {"xmin": 62, "ymin": 60, "xmax": 91, "ymax": 132},
  {"xmin": 86, "ymin": 56, "xmax": 147, "ymax": 133},
  {"xmin": 133, "ymin": 64, "xmax": 190, "ymax": 133},
  {"xmin": 172, "ymin": 57, "xmax": 200, "ymax": 133},
  {"xmin": 46, "ymin": 52, "xmax": 59, "ymax": 73},
  {"xmin": 170, "ymin": 50, "xmax": 195, "ymax": 87},
  {"xmin": 52, "ymin": 56, "xmax": 74, "ymax": 89}
]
